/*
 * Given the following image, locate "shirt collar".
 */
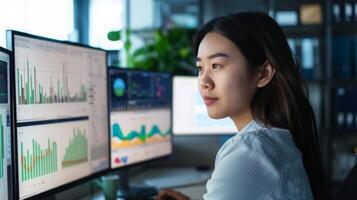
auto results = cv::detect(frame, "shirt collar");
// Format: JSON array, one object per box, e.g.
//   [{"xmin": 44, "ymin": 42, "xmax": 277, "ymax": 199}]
[{"xmin": 237, "ymin": 120, "xmax": 265, "ymax": 134}]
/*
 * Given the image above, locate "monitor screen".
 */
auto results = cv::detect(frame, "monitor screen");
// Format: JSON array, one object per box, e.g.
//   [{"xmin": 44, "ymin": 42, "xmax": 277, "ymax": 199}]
[
  {"xmin": 8, "ymin": 31, "xmax": 109, "ymax": 199},
  {"xmin": 0, "ymin": 47, "xmax": 11, "ymax": 200},
  {"xmin": 173, "ymin": 76, "xmax": 236, "ymax": 135},
  {"xmin": 108, "ymin": 67, "xmax": 172, "ymax": 169}
]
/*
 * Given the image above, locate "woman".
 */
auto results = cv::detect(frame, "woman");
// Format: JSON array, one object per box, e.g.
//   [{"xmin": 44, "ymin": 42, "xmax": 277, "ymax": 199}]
[{"xmin": 157, "ymin": 11, "xmax": 328, "ymax": 200}]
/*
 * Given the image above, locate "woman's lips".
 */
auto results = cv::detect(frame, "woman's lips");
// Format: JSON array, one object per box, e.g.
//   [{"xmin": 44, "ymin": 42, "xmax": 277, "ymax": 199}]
[{"xmin": 203, "ymin": 96, "xmax": 219, "ymax": 106}]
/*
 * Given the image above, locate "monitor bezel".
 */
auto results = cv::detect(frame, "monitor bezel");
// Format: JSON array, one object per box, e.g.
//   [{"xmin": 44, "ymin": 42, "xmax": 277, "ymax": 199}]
[
  {"xmin": 0, "ymin": 46, "xmax": 14, "ymax": 200},
  {"xmin": 172, "ymin": 75, "xmax": 237, "ymax": 136},
  {"xmin": 107, "ymin": 66, "xmax": 174, "ymax": 171},
  {"xmin": 7, "ymin": 30, "xmax": 111, "ymax": 200}
]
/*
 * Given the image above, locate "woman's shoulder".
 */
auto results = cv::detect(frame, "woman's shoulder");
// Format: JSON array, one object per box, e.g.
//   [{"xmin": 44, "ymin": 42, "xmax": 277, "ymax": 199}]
[
  {"xmin": 216, "ymin": 127, "xmax": 302, "ymax": 168},
  {"xmin": 242, "ymin": 127, "xmax": 300, "ymax": 153},
  {"xmin": 208, "ymin": 127, "xmax": 313, "ymax": 200}
]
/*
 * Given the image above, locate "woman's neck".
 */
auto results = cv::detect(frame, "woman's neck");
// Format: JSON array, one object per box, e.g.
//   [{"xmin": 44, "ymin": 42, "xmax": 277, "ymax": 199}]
[{"xmin": 231, "ymin": 108, "xmax": 254, "ymax": 131}]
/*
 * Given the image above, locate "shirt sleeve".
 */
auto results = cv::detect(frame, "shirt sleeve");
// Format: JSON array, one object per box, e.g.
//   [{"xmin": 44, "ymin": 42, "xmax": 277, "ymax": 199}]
[{"xmin": 203, "ymin": 135, "xmax": 281, "ymax": 200}]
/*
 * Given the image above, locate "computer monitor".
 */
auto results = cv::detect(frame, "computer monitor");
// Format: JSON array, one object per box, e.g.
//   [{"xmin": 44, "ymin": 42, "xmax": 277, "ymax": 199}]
[
  {"xmin": 108, "ymin": 67, "xmax": 172, "ymax": 198},
  {"xmin": 0, "ymin": 47, "xmax": 11, "ymax": 200},
  {"xmin": 7, "ymin": 31, "xmax": 110, "ymax": 199},
  {"xmin": 109, "ymin": 67, "xmax": 172, "ymax": 168},
  {"xmin": 173, "ymin": 76, "xmax": 236, "ymax": 135}
]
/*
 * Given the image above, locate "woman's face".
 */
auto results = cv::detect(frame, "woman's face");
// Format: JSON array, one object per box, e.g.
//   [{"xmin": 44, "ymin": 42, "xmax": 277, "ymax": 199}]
[{"xmin": 196, "ymin": 32, "xmax": 258, "ymax": 119}]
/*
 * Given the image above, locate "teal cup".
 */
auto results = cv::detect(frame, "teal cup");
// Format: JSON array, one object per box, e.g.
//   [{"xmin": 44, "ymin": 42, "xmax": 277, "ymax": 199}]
[{"xmin": 96, "ymin": 174, "xmax": 119, "ymax": 200}]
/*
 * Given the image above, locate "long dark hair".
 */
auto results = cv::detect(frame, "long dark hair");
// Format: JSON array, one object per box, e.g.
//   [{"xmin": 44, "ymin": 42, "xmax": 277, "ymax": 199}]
[{"xmin": 193, "ymin": 12, "xmax": 327, "ymax": 200}]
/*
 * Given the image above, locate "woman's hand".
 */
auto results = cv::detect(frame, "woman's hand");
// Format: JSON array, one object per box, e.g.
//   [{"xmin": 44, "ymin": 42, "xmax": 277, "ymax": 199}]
[{"xmin": 156, "ymin": 189, "xmax": 191, "ymax": 200}]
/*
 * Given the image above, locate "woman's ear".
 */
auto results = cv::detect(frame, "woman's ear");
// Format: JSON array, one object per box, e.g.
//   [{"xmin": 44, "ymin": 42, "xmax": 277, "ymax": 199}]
[{"xmin": 257, "ymin": 61, "xmax": 275, "ymax": 88}]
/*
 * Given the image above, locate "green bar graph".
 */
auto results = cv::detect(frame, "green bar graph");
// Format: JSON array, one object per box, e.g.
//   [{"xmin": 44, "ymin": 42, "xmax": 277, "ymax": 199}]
[
  {"xmin": 0, "ymin": 114, "xmax": 4, "ymax": 178},
  {"xmin": 62, "ymin": 128, "xmax": 88, "ymax": 168},
  {"xmin": 21, "ymin": 138, "xmax": 58, "ymax": 181},
  {"xmin": 17, "ymin": 56, "xmax": 87, "ymax": 105}
]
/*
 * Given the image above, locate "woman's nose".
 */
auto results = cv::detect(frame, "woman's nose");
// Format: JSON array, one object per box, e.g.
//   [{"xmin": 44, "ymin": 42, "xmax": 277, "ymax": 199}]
[{"xmin": 199, "ymin": 73, "xmax": 214, "ymax": 90}]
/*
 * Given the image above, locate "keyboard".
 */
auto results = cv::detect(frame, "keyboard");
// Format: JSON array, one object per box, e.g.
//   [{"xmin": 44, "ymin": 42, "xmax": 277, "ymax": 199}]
[{"xmin": 142, "ymin": 167, "xmax": 211, "ymax": 189}]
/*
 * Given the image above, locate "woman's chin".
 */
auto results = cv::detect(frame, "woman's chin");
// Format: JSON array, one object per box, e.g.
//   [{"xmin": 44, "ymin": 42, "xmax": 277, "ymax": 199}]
[{"xmin": 207, "ymin": 111, "xmax": 227, "ymax": 119}]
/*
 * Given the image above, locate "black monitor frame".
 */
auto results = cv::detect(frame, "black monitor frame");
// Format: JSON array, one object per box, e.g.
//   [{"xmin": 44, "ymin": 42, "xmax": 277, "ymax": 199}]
[
  {"xmin": 0, "ymin": 46, "xmax": 14, "ymax": 200},
  {"xmin": 7, "ymin": 30, "xmax": 111, "ymax": 200},
  {"xmin": 107, "ymin": 66, "xmax": 174, "ymax": 172}
]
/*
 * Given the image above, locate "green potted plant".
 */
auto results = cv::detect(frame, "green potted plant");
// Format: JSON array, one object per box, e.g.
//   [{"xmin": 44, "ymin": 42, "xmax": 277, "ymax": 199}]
[{"xmin": 107, "ymin": 28, "xmax": 197, "ymax": 75}]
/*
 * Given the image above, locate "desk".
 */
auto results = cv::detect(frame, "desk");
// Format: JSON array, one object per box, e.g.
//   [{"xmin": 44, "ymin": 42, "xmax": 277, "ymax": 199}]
[
  {"xmin": 88, "ymin": 167, "xmax": 210, "ymax": 200},
  {"xmin": 172, "ymin": 184, "xmax": 206, "ymax": 200},
  {"xmin": 88, "ymin": 183, "xmax": 206, "ymax": 200}
]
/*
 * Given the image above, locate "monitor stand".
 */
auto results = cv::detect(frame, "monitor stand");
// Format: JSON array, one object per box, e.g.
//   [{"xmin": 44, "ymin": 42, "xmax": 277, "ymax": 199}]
[{"xmin": 116, "ymin": 168, "xmax": 157, "ymax": 200}]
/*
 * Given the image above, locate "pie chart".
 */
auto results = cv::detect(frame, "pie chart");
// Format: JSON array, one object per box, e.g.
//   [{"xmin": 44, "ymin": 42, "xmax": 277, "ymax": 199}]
[{"xmin": 113, "ymin": 78, "xmax": 126, "ymax": 97}]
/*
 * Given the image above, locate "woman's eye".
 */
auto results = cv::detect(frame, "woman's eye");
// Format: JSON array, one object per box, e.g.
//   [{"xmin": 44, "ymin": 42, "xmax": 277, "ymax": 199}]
[
  {"xmin": 196, "ymin": 66, "xmax": 202, "ymax": 72},
  {"xmin": 212, "ymin": 64, "xmax": 221, "ymax": 70}
]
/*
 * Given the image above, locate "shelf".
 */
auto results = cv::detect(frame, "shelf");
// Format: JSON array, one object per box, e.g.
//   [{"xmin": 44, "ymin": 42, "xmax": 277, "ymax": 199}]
[
  {"xmin": 328, "ymin": 79, "xmax": 357, "ymax": 86},
  {"xmin": 330, "ymin": 131, "xmax": 357, "ymax": 139},
  {"xmin": 305, "ymin": 79, "xmax": 324, "ymax": 84},
  {"xmin": 333, "ymin": 23, "xmax": 357, "ymax": 36},
  {"xmin": 282, "ymin": 25, "xmax": 324, "ymax": 37},
  {"xmin": 300, "ymin": 79, "xmax": 357, "ymax": 86},
  {"xmin": 275, "ymin": 0, "xmax": 357, "ymax": 190}
]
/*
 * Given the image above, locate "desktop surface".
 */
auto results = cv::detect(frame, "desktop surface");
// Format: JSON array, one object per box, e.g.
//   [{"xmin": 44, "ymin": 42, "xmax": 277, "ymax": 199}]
[{"xmin": 87, "ymin": 166, "xmax": 209, "ymax": 200}]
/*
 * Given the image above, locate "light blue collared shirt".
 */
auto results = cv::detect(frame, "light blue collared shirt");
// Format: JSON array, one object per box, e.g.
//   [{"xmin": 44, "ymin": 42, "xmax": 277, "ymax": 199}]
[{"xmin": 204, "ymin": 120, "xmax": 313, "ymax": 200}]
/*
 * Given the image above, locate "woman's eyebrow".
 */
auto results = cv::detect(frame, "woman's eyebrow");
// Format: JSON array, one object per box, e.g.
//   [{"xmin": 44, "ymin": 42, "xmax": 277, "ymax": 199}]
[{"xmin": 196, "ymin": 52, "xmax": 229, "ymax": 62}]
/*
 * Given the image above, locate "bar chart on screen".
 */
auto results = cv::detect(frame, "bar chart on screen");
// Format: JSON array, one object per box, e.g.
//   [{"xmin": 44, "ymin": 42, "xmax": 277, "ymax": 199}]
[
  {"xmin": 20, "ymin": 138, "xmax": 58, "ymax": 181},
  {"xmin": 0, "ymin": 44, "xmax": 10, "ymax": 200},
  {"xmin": 17, "ymin": 120, "xmax": 93, "ymax": 197},
  {"xmin": 16, "ymin": 59, "xmax": 87, "ymax": 105},
  {"xmin": 11, "ymin": 32, "xmax": 109, "ymax": 200},
  {"xmin": 14, "ymin": 37, "xmax": 89, "ymax": 122},
  {"xmin": 0, "ymin": 109, "xmax": 8, "ymax": 199},
  {"xmin": 61, "ymin": 128, "xmax": 88, "ymax": 169}
]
